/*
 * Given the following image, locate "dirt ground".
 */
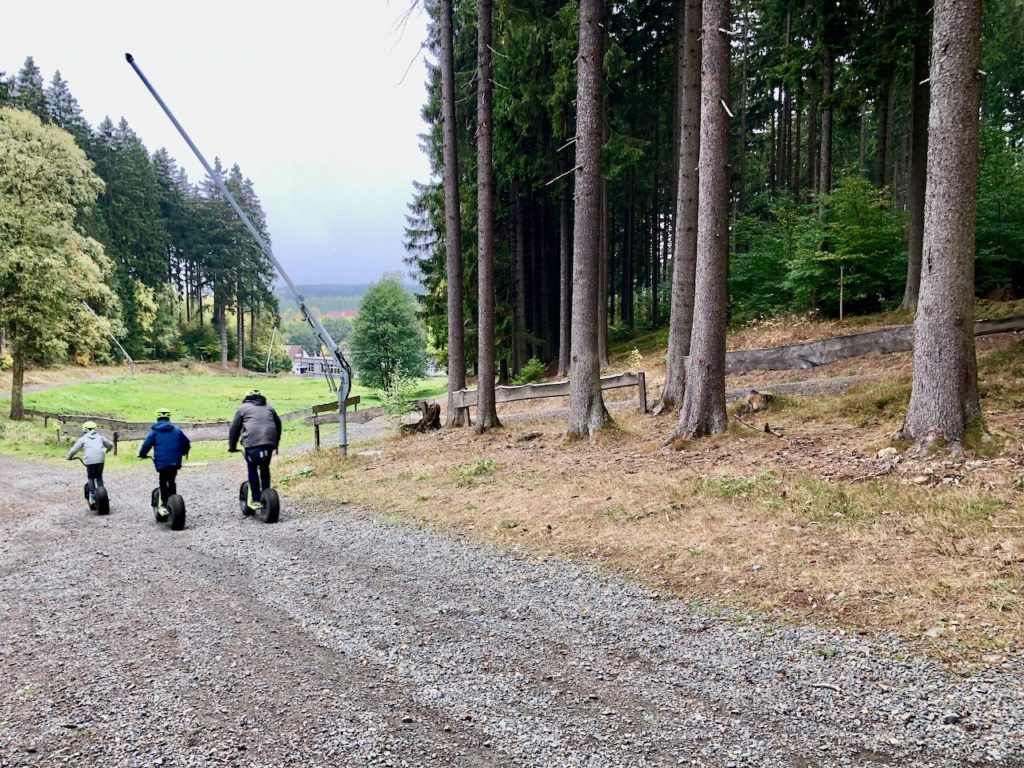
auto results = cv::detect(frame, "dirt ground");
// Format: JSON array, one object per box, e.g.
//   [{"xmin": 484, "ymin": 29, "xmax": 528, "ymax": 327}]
[{"xmin": 284, "ymin": 332, "xmax": 1024, "ymax": 667}]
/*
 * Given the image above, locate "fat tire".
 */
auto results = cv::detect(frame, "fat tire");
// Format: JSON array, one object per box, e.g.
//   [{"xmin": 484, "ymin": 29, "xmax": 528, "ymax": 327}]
[
  {"xmin": 259, "ymin": 488, "xmax": 280, "ymax": 524},
  {"xmin": 152, "ymin": 488, "xmax": 164, "ymax": 523},
  {"xmin": 95, "ymin": 486, "xmax": 110, "ymax": 516},
  {"xmin": 239, "ymin": 481, "xmax": 253, "ymax": 516},
  {"xmin": 167, "ymin": 494, "xmax": 186, "ymax": 531}
]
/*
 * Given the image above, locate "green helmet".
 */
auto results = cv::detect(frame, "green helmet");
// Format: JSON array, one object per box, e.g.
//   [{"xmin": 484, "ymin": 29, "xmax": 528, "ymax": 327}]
[
  {"xmin": 245, "ymin": 389, "xmax": 261, "ymax": 400},
  {"xmin": 156, "ymin": 408, "xmax": 171, "ymax": 420},
  {"xmin": 82, "ymin": 421, "xmax": 97, "ymax": 432}
]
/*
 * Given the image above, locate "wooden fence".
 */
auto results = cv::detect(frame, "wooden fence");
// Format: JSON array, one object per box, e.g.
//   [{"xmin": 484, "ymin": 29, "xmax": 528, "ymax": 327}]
[
  {"xmin": 450, "ymin": 371, "xmax": 647, "ymax": 414},
  {"xmin": 725, "ymin": 314, "xmax": 1024, "ymax": 374},
  {"xmin": 41, "ymin": 397, "xmax": 361, "ymax": 454}
]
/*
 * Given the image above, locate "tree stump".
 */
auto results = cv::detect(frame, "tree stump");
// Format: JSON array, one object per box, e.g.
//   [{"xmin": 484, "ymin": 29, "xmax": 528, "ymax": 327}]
[{"xmin": 401, "ymin": 401, "xmax": 442, "ymax": 434}]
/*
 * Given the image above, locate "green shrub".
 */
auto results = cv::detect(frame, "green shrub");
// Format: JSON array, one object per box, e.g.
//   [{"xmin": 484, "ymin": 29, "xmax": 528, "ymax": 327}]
[{"xmin": 513, "ymin": 358, "xmax": 547, "ymax": 385}]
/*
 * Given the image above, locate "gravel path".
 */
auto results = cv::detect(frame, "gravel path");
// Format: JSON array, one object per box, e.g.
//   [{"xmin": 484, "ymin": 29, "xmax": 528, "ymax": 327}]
[{"xmin": 1, "ymin": 456, "xmax": 1022, "ymax": 768}]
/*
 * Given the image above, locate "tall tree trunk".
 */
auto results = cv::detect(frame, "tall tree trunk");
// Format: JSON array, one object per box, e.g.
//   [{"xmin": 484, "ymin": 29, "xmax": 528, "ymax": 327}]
[
  {"xmin": 661, "ymin": 0, "xmax": 701, "ymax": 412},
  {"xmin": 903, "ymin": 0, "xmax": 931, "ymax": 310},
  {"xmin": 651, "ymin": 134, "xmax": 661, "ymax": 328},
  {"xmin": 513, "ymin": 185, "xmax": 527, "ymax": 374},
  {"xmin": 793, "ymin": 85, "xmax": 802, "ymax": 198},
  {"xmin": 624, "ymin": 177, "xmax": 635, "ymax": 330},
  {"xmin": 217, "ymin": 299, "xmax": 228, "ymax": 369},
  {"xmin": 598, "ymin": 77, "xmax": 610, "ymax": 370},
  {"xmin": 568, "ymin": 0, "xmax": 611, "ymax": 439},
  {"xmin": 441, "ymin": 0, "xmax": 469, "ymax": 427},
  {"xmin": 9, "ymin": 337, "xmax": 25, "ymax": 420},
  {"xmin": 237, "ymin": 289, "xmax": 244, "ymax": 370},
  {"xmin": 558, "ymin": 172, "xmax": 572, "ymax": 377},
  {"xmin": 875, "ymin": 81, "xmax": 891, "ymax": 186},
  {"xmin": 669, "ymin": 0, "xmax": 730, "ymax": 441},
  {"xmin": 807, "ymin": 71, "xmax": 819, "ymax": 198},
  {"xmin": 899, "ymin": 0, "xmax": 982, "ymax": 448},
  {"xmin": 475, "ymin": 0, "xmax": 500, "ymax": 432},
  {"xmin": 818, "ymin": 54, "xmax": 834, "ymax": 195}
]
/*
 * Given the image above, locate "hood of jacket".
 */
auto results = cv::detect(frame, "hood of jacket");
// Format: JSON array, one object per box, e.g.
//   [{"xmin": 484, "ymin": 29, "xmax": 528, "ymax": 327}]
[
  {"xmin": 244, "ymin": 394, "xmax": 268, "ymax": 406},
  {"xmin": 151, "ymin": 420, "xmax": 177, "ymax": 432}
]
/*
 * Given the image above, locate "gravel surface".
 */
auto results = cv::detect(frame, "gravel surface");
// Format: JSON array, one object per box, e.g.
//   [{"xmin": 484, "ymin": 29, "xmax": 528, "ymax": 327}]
[{"xmin": 1, "ymin": 455, "xmax": 1022, "ymax": 767}]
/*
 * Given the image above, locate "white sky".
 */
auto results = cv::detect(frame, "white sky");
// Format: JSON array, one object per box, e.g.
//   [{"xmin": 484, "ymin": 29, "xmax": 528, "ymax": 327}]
[{"xmin": 1, "ymin": 0, "xmax": 434, "ymax": 285}]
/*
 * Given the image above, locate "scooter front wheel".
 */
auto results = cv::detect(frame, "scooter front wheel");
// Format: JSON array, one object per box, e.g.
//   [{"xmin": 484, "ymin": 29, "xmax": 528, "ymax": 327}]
[
  {"xmin": 167, "ymin": 494, "xmax": 186, "ymax": 531},
  {"xmin": 95, "ymin": 486, "xmax": 110, "ymax": 516},
  {"xmin": 259, "ymin": 488, "xmax": 280, "ymax": 524}
]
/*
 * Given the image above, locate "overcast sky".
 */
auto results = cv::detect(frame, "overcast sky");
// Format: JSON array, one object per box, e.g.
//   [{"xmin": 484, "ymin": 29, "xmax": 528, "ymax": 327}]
[{"xmin": 1, "ymin": 1, "xmax": 434, "ymax": 285}]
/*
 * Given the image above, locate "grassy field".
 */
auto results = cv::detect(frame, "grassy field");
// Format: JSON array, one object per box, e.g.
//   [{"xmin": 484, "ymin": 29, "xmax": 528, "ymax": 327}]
[{"xmin": 0, "ymin": 370, "xmax": 446, "ymax": 467}]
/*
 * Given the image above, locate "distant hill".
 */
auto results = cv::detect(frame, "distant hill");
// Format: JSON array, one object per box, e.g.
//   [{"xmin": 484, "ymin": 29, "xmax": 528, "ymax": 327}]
[{"xmin": 275, "ymin": 282, "xmax": 421, "ymax": 317}]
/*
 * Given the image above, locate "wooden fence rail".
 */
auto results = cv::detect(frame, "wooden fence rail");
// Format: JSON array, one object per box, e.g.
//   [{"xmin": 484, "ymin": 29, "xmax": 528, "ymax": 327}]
[
  {"xmin": 725, "ymin": 314, "xmax": 1024, "ymax": 374},
  {"xmin": 49, "ymin": 397, "xmax": 361, "ymax": 454},
  {"xmin": 451, "ymin": 371, "xmax": 647, "ymax": 413}
]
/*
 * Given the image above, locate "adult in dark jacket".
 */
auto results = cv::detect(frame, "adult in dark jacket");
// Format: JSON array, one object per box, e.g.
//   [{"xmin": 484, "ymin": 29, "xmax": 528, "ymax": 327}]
[
  {"xmin": 139, "ymin": 408, "xmax": 191, "ymax": 516},
  {"xmin": 228, "ymin": 390, "xmax": 282, "ymax": 509}
]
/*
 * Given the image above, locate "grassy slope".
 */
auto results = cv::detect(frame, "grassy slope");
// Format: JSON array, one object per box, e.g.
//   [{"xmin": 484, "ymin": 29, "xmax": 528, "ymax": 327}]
[
  {"xmin": 0, "ymin": 371, "xmax": 446, "ymax": 467},
  {"xmin": 280, "ymin": 324, "xmax": 1024, "ymax": 667}
]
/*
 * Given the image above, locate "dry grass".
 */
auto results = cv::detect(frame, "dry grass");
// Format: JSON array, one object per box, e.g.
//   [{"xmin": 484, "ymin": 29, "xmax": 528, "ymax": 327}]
[{"xmin": 280, "ymin": 334, "xmax": 1024, "ymax": 666}]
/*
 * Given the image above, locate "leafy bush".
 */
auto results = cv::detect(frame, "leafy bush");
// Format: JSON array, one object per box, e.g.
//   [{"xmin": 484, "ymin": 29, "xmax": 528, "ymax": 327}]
[
  {"xmin": 513, "ymin": 357, "xmax": 546, "ymax": 385},
  {"xmin": 380, "ymin": 365, "xmax": 422, "ymax": 418}
]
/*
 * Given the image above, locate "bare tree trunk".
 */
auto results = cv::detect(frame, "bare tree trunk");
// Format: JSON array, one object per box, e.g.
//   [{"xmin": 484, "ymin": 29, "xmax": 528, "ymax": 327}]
[
  {"xmin": 669, "ymin": 0, "xmax": 730, "ymax": 442},
  {"xmin": 819, "ymin": 54, "xmax": 834, "ymax": 195},
  {"xmin": 218, "ymin": 299, "xmax": 228, "ymax": 369},
  {"xmin": 807, "ymin": 71, "xmax": 819, "ymax": 198},
  {"xmin": 513, "ymin": 186, "xmax": 527, "ymax": 374},
  {"xmin": 9, "ymin": 338, "xmax": 25, "ymax": 420},
  {"xmin": 558, "ymin": 171, "xmax": 572, "ymax": 377},
  {"xmin": 598, "ymin": 83, "xmax": 610, "ymax": 370},
  {"xmin": 475, "ymin": 0, "xmax": 500, "ymax": 432},
  {"xmin": 440, "ymin": 0, "xmax": 469, "ymax": 427},
  {"xmin": 661, "ymin": 0, "xmax": 701, "ymax": 412},
  {"xmin": 875, "ymin": 81, "xmax": 891, "ymax": 186},
  {"xmin": 899, "ymin": 0, "xmax": 982, "ymax": 449},
  {"xmin": 903, "ymin": 0, "xmax": 931, "ymax": 310},
  {"xmin": 568, "ymin": 0, "xmax": 611, "ymax": 439},
  {"xmin": 237, "ymin": 287, "xmax": 244, "ymax": 370}
]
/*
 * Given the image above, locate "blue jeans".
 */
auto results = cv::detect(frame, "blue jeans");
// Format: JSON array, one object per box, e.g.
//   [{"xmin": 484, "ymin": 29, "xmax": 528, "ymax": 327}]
[{"xmin": 244, "ymin": 446, "xmax": 272, "ymax": 502}]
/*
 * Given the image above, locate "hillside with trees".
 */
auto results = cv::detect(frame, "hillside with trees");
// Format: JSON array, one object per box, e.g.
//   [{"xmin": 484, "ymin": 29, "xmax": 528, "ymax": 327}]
[
  {"xmin": 405, "ymin": 0, "xmax": 1023, "ymax": 451},
  {"xmin": 0, "ymin": 57, "xmax": 284, "ymax": 406}
]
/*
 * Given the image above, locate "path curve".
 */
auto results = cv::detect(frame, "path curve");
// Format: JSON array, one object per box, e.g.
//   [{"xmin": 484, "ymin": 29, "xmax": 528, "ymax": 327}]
[{"xmin": 1, "ymin": 456, "xmax": 1022, "ymax": 767}]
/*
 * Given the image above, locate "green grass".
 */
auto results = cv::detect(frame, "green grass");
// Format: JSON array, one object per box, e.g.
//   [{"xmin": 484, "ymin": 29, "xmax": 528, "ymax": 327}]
[{"xmin": 0, "ymin": 371, "xmax": 447, "ymax": 467}]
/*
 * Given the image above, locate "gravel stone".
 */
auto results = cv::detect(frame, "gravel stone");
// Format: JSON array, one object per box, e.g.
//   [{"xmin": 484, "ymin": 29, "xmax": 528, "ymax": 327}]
[{"xmin": 0, "ymin": 455, "xmax": 1022, "ymax": 767}]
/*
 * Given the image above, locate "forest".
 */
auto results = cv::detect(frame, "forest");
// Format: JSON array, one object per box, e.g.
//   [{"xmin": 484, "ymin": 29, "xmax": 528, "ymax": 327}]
[
  {"xmin": 405, "ymin": 0, "xmax": 1024, "ymax": 444},
  {"xmin": 0, "ymin": 58, "xmax": 283, "ymax": 372}
]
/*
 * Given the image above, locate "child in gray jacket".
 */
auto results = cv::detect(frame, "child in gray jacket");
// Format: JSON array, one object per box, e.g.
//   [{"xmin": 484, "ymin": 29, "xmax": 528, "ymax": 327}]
[{"xmin": 67, "ymin": 420, "xmax": 114, "ymax": 488}]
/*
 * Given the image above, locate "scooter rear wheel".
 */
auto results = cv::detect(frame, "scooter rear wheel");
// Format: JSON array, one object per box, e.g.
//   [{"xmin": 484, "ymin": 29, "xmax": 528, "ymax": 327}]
[
  {"xmin": 259, "ymin": 488, "xmax": 280, "ymax": 524},
  {"xmin": 152, "ymin": 488, "xmax": 164, "ymax": 522},
  {"xmin": 167, "ymin": 494, "xmax": 186, "ymax": 531},
  {"xmin": 95, "ymin": 486, "xmax": 110, "ymax": 516}
]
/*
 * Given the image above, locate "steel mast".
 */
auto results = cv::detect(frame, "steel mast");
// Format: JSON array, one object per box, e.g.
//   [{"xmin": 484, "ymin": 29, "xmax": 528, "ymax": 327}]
[{"xmin": 125, "ymin": 53, "xmax": 352, "ymax": 456}]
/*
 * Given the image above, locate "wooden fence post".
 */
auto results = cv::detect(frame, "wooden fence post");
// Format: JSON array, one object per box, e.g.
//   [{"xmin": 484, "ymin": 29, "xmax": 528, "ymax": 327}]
[
  {"xmin": 637, "ymin": 371, "xmax": 648, "ymax": 413},
  {"xmin": 314, "ymin": 422, "xmax": 320, "ymax": 451}
]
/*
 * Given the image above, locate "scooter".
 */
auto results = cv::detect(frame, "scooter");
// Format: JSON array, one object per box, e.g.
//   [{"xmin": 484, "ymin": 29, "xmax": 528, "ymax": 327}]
[
  {"xmin": 73, "ymin": 457, "xmax": 110, "ymax": 516},
  {"xmin": 141, "ymin": 457, "xmax": 186, "ymax": 531},
  {"xmin": 238, "ymin": 481, "xmax": 280, "ymax": 524}
]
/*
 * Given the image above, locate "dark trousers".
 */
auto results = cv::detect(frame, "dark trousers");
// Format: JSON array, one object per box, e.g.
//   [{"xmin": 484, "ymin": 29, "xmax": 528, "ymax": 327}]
[
  {"xmin": 244, "ymin": 446, "xmax": 272, "ymax": 502},
  {"xmin": 158, "ymin": 467, "xmax": 178, "ymax": 505},
  {"xmin": 86, "ymin": 463, "xmax": 104, "ymax": 487}
]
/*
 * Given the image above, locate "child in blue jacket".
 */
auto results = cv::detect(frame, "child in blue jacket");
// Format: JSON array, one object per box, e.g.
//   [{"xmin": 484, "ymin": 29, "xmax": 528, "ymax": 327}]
[{"xmin": 138, "ymin": 408, "xmax": 191, "ymax": 518}]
